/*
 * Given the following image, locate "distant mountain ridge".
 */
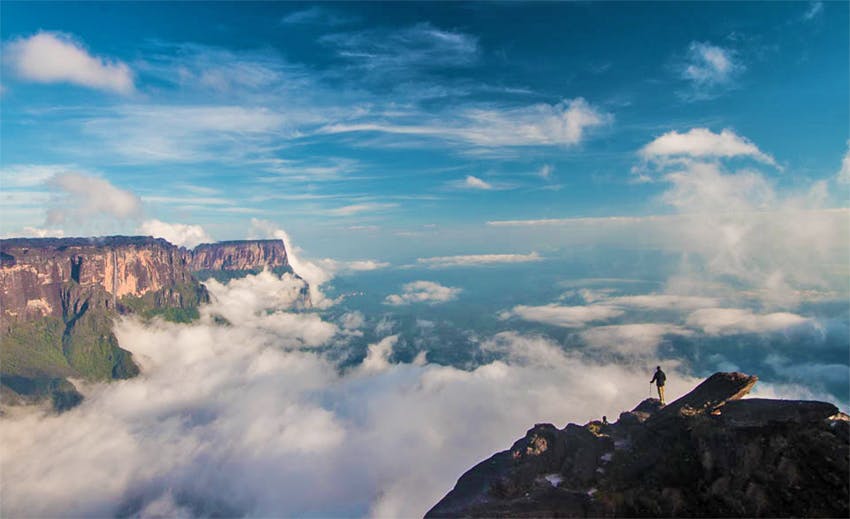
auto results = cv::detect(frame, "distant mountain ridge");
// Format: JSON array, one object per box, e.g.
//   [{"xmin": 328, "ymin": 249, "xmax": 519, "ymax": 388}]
[
  {"xmin": 427, "ymin": 372, "xmax": 849, "ymax": 517},
  {"xmin": 0, "ymin": 236, "xmax": 301, "ymax": 410}
]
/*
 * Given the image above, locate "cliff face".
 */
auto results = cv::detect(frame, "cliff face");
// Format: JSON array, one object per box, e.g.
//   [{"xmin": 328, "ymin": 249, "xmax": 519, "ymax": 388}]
[
  {"xmin": 0, "ymin": 237, "xmax": 209, "ymax": 410},
  {"xmin": 1, "ymin": 236, "xmax": 305, "ymax": 410},
  {"xmin": 187, "ymin": 239, "xmax": 309, "ymax": 305},
  {"xmin": 189, "ymin": 239, "xmax": 289, "ymax": 273},
  {"xmin": 427, "ymin": 372, "xmax": 849, "ymax": 518},
  {"xmin": 1, "ymin": 237, "xmax": 199, "ymax": 322}
]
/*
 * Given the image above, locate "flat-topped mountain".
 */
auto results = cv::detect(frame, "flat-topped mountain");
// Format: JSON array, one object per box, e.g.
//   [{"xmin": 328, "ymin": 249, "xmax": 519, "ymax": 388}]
[
  {"xmin": 0, "ymin": 236, "xmax": 302, "ymax": 410},
  {"xmin": 189, "ymin": 239, "xmax": 292, "ymax": 281},
  {"xmin": 427, "ymin": 372, "xmax": 848, "ymax": 518}
]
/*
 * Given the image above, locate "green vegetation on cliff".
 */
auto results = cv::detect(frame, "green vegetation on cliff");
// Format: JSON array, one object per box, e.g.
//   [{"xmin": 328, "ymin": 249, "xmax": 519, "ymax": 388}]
[
  {"xmin": 1, "ymin": 280, "xmax": 207, "ymax": 411},
  {"xmin": 119, "ymin": 282, "xmax": 208, "ymax": 323}
]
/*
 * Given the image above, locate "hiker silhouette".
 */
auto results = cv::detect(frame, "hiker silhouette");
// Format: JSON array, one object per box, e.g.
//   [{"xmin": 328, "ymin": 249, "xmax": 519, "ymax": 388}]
[{"xmin": 650, "ymin": 366, "xmax": 667, "ymax": 404}]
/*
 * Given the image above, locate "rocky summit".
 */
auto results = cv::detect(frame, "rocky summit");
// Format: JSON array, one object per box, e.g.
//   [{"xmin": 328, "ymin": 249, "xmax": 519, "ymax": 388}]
[{"xmin": 426, "ymin": 372, "xmax": 849, "ymax": 518}]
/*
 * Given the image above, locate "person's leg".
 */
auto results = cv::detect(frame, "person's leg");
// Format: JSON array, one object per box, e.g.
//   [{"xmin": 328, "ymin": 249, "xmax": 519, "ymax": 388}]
[{"xmin": 658, "ymin": 385, "xmax": 665, "ymax": 404}]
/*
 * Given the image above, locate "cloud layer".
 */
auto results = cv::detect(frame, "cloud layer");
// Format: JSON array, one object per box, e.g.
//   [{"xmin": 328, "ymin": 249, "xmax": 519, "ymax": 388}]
[{"xmin": 0, "ymin": 273, "xmax": 698, "ymax": 518}]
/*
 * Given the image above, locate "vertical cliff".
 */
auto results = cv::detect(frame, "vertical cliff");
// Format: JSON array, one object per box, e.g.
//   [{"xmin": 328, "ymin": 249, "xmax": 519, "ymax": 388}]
[
  {"xmin": 188, "ymin": 239, "xmax": 293, "ymax": 282},
  {"xmin": 1, "ymin": 237, "xmax": 208, "ymax": 409},
  {"xmin": 190, "ymin": 239, "xmax": 289, "ymax": 272},
  {"xmin": 1, "ymin": 236, "xmax": 307, "ymax": 410}
]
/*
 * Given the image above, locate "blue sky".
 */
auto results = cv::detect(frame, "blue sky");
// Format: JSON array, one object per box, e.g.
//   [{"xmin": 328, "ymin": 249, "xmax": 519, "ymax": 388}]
[
  {"xmin": 2, "ymin": 5, "xmax": 849, "ymax": 515},
  {"xmin": 0, "ymin": 1, "xmax": 847, "ymax": 263}
]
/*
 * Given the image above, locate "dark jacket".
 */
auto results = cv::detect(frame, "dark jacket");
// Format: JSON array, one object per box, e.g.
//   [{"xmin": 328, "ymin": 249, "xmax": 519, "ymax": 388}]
[{"xmin": 650, "ymin": 369, "xmax": 666, "ymax": 386}]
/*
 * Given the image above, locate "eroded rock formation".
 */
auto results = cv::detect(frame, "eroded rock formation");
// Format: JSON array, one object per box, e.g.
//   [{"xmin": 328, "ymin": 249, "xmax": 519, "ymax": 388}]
[
  {"xmin": 0, "ymin": 236, "xmax": 302, "ymax": 410},
  {"xmin": 427, "ymin": 372, "xmax": 849, "ymax": 518}
]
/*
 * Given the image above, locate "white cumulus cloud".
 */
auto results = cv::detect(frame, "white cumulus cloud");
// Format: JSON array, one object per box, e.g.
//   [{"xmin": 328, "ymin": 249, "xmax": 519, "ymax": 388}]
[
  {"xmin": 248, "ymin": 219, "xmax": 336, "ymax": 308},
  {"xmin": 137, "ymin": 219, "xmax": 212, "ymax": 248},
  {"xmin": 686, "ymin": 307, "xmax": 812, "ymax": 335},
  {"xmin": 678, "ymin": 42, "xmax": 742, "ymax": 99},
  {"xmin": 640, "ymin": 128, "xmax": 776, "ymax": 165},
  {"xmin": 46, "ymin": 172, "xmax": 142, "ymax": 225},
  {"xmin": 385, "ymin": 281, "xmax": 461, "ymax": 305},
  {"xmin": 462, "ymin": 175, "xmax": 493, "ymax": 190},
  {"xmin": 6, "ymin": 31, "xmax": 133, "ymax": 94}
]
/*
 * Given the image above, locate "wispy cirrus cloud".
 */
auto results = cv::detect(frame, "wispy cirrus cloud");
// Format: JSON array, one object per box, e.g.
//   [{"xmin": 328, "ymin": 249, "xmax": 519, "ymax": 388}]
[
  {"xmin": 0, "ymin": 164, "xmax": 74, "ymax": 188},
  {"xmin": 281, "ymin": 6, "xmax": 356, "ymax": 26},
  {"xmin": 81, "ymin": 105, "xmax": 288, "ymax": 163},
  {"xmin": 326, "ymin": 203, "xmax": 399, "ymax": 217},
  {"xmin": 418, "ymin": 252, "xmax": 541, "ymax": 268},
  {"xmin": 5, "ymin": 31, "xmax": 134, "ymax": 94},
  {"xmin": 319, "ymin": 98, "xmax": 611, "ymax": 148},
  {"xmin": 487, "ymin": 215, "xmax": 667, "ymax": 227},
  {"xmin": 322, "ymin": 22, "xmax": 479, "ymax": 70},
  {"xmin": 802, "ymin": 1, "xmax": 823, "ymax": 21}
]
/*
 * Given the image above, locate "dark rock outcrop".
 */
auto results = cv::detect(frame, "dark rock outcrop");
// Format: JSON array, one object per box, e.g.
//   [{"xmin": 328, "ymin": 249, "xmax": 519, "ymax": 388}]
[{"xmin": 427, "ymin": 372, "xmax": 849, "ymax": 518}]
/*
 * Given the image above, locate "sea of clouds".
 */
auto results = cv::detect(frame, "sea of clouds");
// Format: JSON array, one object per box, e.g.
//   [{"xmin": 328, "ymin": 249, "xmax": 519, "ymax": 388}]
[
  {"xmin": 0, "ymin": 267, "xmax": 709, "ymax": 518},
  {"xmin": 2, "ymin": 154, "xmax": 847, "ymax": 517}
]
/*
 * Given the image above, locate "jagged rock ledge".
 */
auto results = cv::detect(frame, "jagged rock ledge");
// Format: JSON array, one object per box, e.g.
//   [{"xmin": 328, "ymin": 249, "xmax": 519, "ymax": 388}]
[{"xmin": 426, "ymin": 373, "xmax": 849, "ymax": 518}]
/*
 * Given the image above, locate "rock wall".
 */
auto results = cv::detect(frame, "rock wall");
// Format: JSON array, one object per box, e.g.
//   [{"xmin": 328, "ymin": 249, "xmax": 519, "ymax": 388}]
[
  {"xmin": 188, "ymin": 239, "xmax": 289, "ymax": 272},
  {"xmin": 0, "ymin": 236, "xmax": 197, "ymax": 322},
  {"xmin": 0, "ymin": 237, "xmax": 208, "ymax": 410},
  {"xmin": 0, "ymin": 236, "xmax": 304, "ymax": 410}
]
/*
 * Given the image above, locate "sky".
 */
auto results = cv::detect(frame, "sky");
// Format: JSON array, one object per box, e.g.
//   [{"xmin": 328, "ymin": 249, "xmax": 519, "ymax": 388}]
[
  {"xmin": 1, "ymin": 1, "xmax": 848, "ymax": 261},
  {"xmin": 1, "ymin": 3, "xmax": 849, "ymax": 517}
]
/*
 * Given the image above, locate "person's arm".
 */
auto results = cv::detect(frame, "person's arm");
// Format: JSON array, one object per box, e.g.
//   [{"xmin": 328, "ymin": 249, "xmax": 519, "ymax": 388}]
[{"xmin": 650, "ymin": 373, "xmax": 657, "ymax": 383}]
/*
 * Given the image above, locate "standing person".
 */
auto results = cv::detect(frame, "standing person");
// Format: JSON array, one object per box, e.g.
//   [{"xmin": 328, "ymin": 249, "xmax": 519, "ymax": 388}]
[{"xmin": 650, "ymin": 366, "xmax": 666, "ymax": 404}]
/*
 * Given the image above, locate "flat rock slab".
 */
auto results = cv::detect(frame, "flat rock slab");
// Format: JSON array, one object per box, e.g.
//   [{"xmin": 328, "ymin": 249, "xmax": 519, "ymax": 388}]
[
  {"xmin": 648, "ymin": 372, "xmax": 758, "ymax": 425},
  {"xmin": 718, "ymin": 398, "xmax": 839, "ymax": 428}
]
